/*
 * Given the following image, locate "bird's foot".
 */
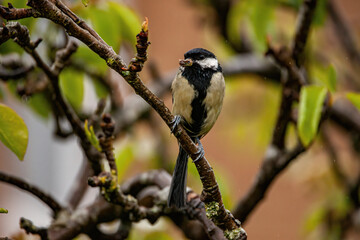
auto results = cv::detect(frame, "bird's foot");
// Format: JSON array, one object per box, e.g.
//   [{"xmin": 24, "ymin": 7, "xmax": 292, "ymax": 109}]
[
  {"xmin": 193, "ymin": 138, "xmax": 205, "ymax": 163},
  {"xmin": 170, "ymin": 115, "xmax": 181, "ymax": 134}
]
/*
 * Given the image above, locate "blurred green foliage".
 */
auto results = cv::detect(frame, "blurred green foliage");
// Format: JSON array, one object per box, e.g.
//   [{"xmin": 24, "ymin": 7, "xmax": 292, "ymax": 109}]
[
  {"xmin": 92, "ymin": 76, "xmax": 109, "ymax": 99},
  {"xmin": 228, "ymin": 0, "xmax": 276, "ymax": 52},
  {"xmin": 115, "ymin": 143, "xmax": 135, "ymax": 181},
  {"xmin": 75, "ymin": 1, "xmax": 141, "ymax": 73},
  {"xmin": 0, "ymin": 208, "xmax": 8, "ymax": 213},
  {"xmin": 27, "ymin": 92, "xmax": 52, "ymax": 119},
  {"xmin": 224, "ymin": 77, "xmax": 280, "ymax": 150},
  {"xmin": 128, "ymin": 224, "xmax": 175, "ymax": 240},
  {"xmin": 310, "ymin": 64, "xmax": 337, "ymax": 93},
  {"xmin": 59, "ymin": 69, "xmax": 84, "ymax": 111},
  {"xmin": 346, "ymin": 92, "xmax": 360, "ymax": 111},
  {"xmin": 0, "ymin": 0, "xmax": 141, "ymax": 116},
  {"xmin": 303, "ymin": 188, "xmax": 351, "ymax": 239}
]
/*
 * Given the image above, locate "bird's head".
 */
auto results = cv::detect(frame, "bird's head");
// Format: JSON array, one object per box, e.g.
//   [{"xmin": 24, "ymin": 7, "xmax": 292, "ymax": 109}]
[{"xmin": 179, "ymin": 48, "xmax": 219, "ymax": 71}]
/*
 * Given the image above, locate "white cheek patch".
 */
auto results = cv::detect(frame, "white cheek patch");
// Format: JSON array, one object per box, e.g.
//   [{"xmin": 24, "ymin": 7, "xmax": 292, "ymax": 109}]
[{"xmin": 195, "ymin": 58, "xmax": 218, "ymax": 70}]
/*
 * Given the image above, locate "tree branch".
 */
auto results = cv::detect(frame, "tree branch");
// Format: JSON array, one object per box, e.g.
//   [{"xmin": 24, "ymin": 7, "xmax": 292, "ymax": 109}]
[
  {"xmin": 49, "ymin": 0, "xmax": 107, "ymax": 45},
  {"xmin": 20, "ymin": 217, "xmax": 48, "ymax": 240},
  {"xmin": 234, "ymin": 0, "xmax": 318, "ymax": 223},
  {"xmin": 233, "ymin": 143, "xmax": 305, "ymax": 222},
  {"xmin": 0, "ymin": 171, "xmax": 63, "ymax": 215},
  {"xmin": 49, "ymin": 170, "xmax": 225, "ymax": 240},
  {"xmin": 222, "ymin": 54, "xmax": 280, "ymax": 81},
  {"xmin": 66, "ymin": 159, "xmax": 91, "ymax": 210},
  {"xmin": 2, "ymin": 0, "xmax": 244, "ymax": 234},
  {"xmin": 0, "ymin": 3, "xmax": 40, "ymax": 20},
  {"xmin": 98, "ymin": 114, "xmax": 117, "ymax": 174},
  {"xmin": 291, "ymin": 0, "xmax": 318, "ymax": 66}
]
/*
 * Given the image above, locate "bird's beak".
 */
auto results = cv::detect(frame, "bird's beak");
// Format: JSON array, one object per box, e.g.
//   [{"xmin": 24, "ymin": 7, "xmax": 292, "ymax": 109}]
[{"xmin": 179, "ymin": 58, "xmax": 193, "ymax": 67}]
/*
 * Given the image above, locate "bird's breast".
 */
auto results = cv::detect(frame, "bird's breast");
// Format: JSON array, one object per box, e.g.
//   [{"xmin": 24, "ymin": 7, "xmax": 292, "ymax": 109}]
[
  {"xmin": 171, "ymin": 71, "xmax": 196, "ymax": 126},
  {"xmin": 199, "ymin": 72, "xmax": 225, "ymax": 136},
  {"xmin": 171, "ymin": 69, "xmax": 225, "ymax": 138}
]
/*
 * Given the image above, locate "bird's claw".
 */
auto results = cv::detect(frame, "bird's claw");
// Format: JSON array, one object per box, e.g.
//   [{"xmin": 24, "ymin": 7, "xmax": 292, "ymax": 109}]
[
  {"xmin": 193, "ymin": 147, "xmax": 205, "ymax": 162},
  {"xmin": 170, "ymin": 115, "xmax": 181, "ymax": 134},
  {"xmin": 193, "ymin": 139, "xmax": 205, "ymax": 163}
]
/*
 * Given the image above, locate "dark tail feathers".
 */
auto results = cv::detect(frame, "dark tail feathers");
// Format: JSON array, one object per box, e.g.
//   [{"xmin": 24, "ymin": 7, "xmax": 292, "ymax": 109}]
[{"xmin": 168, "ymin": 145, "xmax": 188, "ymax": 208}]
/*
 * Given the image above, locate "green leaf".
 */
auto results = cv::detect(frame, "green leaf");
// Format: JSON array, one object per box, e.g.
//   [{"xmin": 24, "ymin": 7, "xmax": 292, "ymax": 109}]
[
  {"xmin": 0, "ymin": 103, "xmax": 28, "ymax": 160},
  {"xmin": 346, "ymin": 92, "xmax": 360, "ymax": 111},
  {"xmin": 298, "ymin": 85, "xmax": 327, "ymax": 147},
  {"xmin": 92, "ymin": 77, "xmax": 109, "ymax": 99},
  {"xmin": 226, "ymin": 0, "xmax": 247, "ymax": 47},
  {"xmin": 59, "ymin": 69, "xmax": 84, "ymax": 111},
  {"xmin": 84, "ymin": 120, "xmax": 101, "ymax": 151},
  {"xmin": 0, "ymin": 41, "xmax": 24, "ymax": 55},
  {"xmin": 313, "ymin": 0, "xmax": 328, "ymax": 26},
  {"xmin": 226, "ymin": 0, "xmax": 275, "ymax": 53},
  {"xmin": 28, "ymin": 93, "xmax": 52, "ymax": 119},
  {"xmin": 327, "ymin": 65, "xmax": 337, "ymax": 93},
  {"xmin": 82, "ymin": 0, "xmax": 89, "ymax": 7},
  {"xmin": 80, "ymin": 4, "xmax": 121, "ymax": 50},
  {"xmin": 310, "ymin": 63, "xmax": 337, "ymax": 92},
  {"xmin": 249, "ymin": 0, "xmax": 275, "ymax": 52},
  {"xmin": 75, "ymin": 2, "xmax": 140, "ymax": 72},
  {"xmin": 109, "ymin": 1, "xmax": 141, "ymax": 46},
  {"xmin": 304, "ymin": 206, "xmax": 326, "ymax": 233},
  {"xmin": 74, "ymin": 46, "xmax": 107, "ymax": 73},
  {"xmin": 0, "ymin": 208, "xmax": 8, "ymax": 214},
  {"xmin": 115, "ymin": 145, "xmax": 134, "ymax": 181}
]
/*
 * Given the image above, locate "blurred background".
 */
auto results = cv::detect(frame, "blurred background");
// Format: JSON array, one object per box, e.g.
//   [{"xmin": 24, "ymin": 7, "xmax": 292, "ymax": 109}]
[{"xmin": 1, "ymin": 0, "xmax": 360, "ymax": 239}]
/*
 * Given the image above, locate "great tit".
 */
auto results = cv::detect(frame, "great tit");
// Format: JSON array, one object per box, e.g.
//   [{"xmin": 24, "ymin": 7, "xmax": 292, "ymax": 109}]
[{"xmin": 168, "ymin": 48, "xmax": 225, "ymax": 208}]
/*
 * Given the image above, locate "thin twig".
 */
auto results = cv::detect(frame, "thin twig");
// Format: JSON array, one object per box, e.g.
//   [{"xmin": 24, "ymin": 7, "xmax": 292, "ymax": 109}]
[
  {"xmin": 0, "ymin": 171, "xmax": 63, "ymax": 215},
  {"xmin": 48, "ymin": 197, "xmax": 117, "ymax": 240},
  {"xmin": 20, "ymin": 217, "xmax": 48, "ymax": 240},
  {"xmin": 291, "ymin": 0, "xmax": 318, "ymax": 66},
  {"xmin": 0, "ymin": 4, "xmax": 40, "ymax": 20},
  {"xmin": 66, "ymin": 159, "xmax": 91, "ymax": 210},
  {"xmin": 49, "ymin": 0, "xmax": 107, "ymax": 45},
  {"xmin": 233, "ymin": 144, "xmax": 305, "ymax": 222},
  {"xmin": 99, "ymin": 114, "xmax": 117, "ymax": 174}
]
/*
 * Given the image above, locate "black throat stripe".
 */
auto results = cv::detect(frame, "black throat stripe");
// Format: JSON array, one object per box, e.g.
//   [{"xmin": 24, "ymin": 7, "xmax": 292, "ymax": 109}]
[{"xmin": 181, "ymin": 63, "xmax": 220, "ymax": 137}]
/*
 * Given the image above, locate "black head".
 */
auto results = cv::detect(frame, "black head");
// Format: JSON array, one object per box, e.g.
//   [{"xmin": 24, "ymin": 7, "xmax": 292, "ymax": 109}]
[{"xmin": 184, "ymin": 48, "xmax": 216, "ymax": 61}]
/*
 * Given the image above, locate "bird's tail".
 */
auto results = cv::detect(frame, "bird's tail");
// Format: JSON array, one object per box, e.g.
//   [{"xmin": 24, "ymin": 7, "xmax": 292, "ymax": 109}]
[{"xmin": 168, "ymin": 145, "xmax": 188, "ymax": 208}]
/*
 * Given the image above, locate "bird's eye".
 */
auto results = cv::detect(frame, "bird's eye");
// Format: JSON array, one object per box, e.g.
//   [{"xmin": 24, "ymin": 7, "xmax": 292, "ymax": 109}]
[{"xmin": 199, "ymin": 55, "xmax": 205, "ymax": 60}]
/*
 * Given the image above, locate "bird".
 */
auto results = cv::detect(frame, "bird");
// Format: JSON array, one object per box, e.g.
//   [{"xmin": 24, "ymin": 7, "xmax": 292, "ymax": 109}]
[{"xmin": 168, "ymin": 48, "xmax": 225, "ymax": 208}]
